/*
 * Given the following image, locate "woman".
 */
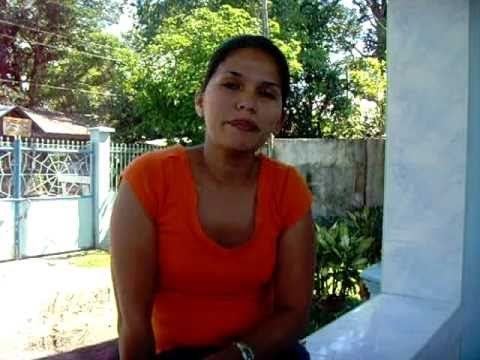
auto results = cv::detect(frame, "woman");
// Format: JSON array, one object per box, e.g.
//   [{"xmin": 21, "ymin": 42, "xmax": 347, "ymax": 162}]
[{"xmin": 110, "ymin": 35, "xmax": 315, "ymax": 360}]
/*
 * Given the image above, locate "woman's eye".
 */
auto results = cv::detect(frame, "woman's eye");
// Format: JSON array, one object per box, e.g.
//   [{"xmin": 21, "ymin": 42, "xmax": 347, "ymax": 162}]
[
  {"xmin": 260, "ymin": 90, "xmax": 277, "ymax": 99},
  {"xmin": 222, "ymin": 82, "xmax": 239, "ymax": 90}
]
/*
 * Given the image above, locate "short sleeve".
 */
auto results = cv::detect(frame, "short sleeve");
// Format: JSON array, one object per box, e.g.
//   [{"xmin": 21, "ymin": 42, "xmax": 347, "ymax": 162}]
[
  {"xmin": 279, "ymin": 166, "xmax": 313, "ymax": 230},
  {"xmin": 121, "ymin": 152, "xmax": 162, "ymax": 220}
]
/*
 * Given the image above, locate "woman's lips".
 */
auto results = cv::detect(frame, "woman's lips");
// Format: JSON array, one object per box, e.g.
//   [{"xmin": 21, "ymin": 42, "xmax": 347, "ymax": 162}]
[{"xmin": 227, "ymin": 119, "xmax": 260, "ymax": 132}]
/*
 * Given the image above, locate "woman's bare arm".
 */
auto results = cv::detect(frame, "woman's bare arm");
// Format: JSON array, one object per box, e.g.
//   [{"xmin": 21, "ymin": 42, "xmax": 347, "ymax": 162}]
[
  {"xmin": 110, "ymin": 181, "xmax": 157, "ymax": 359},
  {"xmin": 206, "ymin": 211, "xmax": 316, "ymax": 360}
]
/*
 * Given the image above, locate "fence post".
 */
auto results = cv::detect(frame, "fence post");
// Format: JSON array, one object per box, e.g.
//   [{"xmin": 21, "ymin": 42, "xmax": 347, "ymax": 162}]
[
  {"xmin": 89, "ymin": 127, "xmax": 115, "ymax": 250},
  {"xmin": 12, "ymin": 138, "xmax": 22, "ymax": 259}
]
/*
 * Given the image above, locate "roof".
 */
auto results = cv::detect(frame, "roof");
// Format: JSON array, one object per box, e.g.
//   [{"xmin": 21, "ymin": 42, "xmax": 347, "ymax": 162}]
[
  {"xmin": 0, "ymin": 104, "xmax": 89, "ymax": 136},
  {"xmin": 0, "ymin": 104, "xmax": 28, "ymax": 119}
]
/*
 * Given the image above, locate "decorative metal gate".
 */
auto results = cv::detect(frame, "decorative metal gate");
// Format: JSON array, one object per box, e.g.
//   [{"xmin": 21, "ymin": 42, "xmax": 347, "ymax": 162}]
[
  {"xmin": 0, "ymin": 137, "xmax": 94, "ymax": 260},
  {"xmin": 109, "ymin": 142, "xmax": 161, "ymax": 192}
]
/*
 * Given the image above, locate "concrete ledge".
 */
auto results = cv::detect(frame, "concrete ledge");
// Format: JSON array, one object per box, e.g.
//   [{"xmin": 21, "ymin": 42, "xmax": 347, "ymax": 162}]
[
  {"xmin": 360, "ymin": 262, "xmax": 382, "ymax": 297},
  {"xmin": 305, "ymin": 294, "xmax": 460, "ymax": 360}
]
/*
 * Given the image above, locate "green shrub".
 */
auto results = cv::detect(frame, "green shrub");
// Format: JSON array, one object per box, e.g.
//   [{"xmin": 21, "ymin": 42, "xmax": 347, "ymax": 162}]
[
  {"xmin": 308, "ymin": 207, "xmax": 383, "ymax": 333},
  {"xmin": 315, "ymin": 206, "xmax": 383, "ymax": 265},
  {"xmin": 314, "ymin": 221, "xmax": 373, "ymax": 300},
  {"xmin": 344, "ymin": 207, "xmax": 383, "ymax": 264}
]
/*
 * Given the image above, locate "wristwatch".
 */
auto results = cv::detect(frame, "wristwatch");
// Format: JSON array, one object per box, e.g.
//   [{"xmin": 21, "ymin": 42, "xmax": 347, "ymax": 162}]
[{"xmin": 233, "ymin": 341, "xmax": 255, "ymax": 360}]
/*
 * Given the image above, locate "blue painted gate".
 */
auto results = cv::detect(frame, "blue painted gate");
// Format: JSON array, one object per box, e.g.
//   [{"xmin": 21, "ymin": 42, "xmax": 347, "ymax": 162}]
[{"xmin": 0, "ymin": 137, "xmax": 94, "ymax": 261}]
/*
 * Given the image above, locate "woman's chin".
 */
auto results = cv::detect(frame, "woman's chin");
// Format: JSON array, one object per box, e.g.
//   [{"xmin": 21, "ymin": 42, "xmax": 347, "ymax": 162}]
[
  {"xmin": 224, "ymin": 139, "xmax": 264, "ymax": 153},
  {"xmin": 207, "ymin": 133, "xmax": 266, "ymax": 153},
  {"xmin": 226, "ymin": 134, "xmax": 268, "ymax": 151}
]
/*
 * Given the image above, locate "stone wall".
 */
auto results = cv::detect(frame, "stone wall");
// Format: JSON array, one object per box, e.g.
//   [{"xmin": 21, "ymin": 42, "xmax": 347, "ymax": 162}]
[{"xmin": 272, "ymin": 139, "xmax": 385, "ymax": 219}]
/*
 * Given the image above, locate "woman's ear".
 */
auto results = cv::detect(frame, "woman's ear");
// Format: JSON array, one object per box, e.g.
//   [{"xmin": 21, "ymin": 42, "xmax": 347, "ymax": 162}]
[{"xmin": 195, "ymin": 92, "xmax": 204, "ymax": 118}]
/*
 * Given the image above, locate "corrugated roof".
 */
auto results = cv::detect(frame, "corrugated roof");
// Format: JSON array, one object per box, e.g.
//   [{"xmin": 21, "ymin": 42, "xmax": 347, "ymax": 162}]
[
  {"xmin": 0, "ymin": 104, "xmax": 16, "ymax": 118},
  {"xmin": 0, "ymin": 104, "xmax": 89, "ymax": 135},
  {"xmin": 21, "ymin": 108, "xmax": 88, "ymax": 135}
]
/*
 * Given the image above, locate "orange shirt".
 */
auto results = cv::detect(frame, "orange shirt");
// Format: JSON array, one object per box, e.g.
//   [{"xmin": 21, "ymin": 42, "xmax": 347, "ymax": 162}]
[{"xmin": 122, "ymin": 145, "xmax": 312, "ymax": 353}]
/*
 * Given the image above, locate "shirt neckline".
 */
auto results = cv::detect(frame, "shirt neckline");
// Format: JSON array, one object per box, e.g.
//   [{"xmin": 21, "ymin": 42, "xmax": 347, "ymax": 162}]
[{"xmin": 177, "ymin": 145, "xmax": 266, "ymax": 253}]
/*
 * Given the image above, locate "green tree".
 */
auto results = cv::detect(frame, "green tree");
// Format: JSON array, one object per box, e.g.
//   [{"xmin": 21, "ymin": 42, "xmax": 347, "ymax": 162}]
[
  {"xmin": 131, "ymin": 0, "xmax": 367, "ymax": 140},
  {"xmin": 0, "ymin": 0, "xmax": 125, "ymax": 106},
  {"xmin": 349, "ymin": 57, "xmax": 386, "ymax": 106},
  {"xmin": 130, "ymin": 5, "xmax": 301, "ymax": 144},
  {"xmin": 271, "ymin": 0, "xmax": 362, "ymax": 138},
  {"xmin": 40, "ymin": 32, "xmax": 140, "ymax": 130},
  {"xmin": 321, "ymin": 57, "xmax": 386, "ymax": 138},
  {"xmin": 134, "ymin": 0, "xmax": 261, "ymax": 45},
  {"xmin": 352, "ymin": 0, "xmax": 387, "ymax": 60}
]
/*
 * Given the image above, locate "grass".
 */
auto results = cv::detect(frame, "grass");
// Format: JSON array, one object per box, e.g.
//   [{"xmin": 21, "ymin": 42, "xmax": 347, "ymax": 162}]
[{"xmin": 67, "ymin": 250, "xmax": 111, "ymax": 268}]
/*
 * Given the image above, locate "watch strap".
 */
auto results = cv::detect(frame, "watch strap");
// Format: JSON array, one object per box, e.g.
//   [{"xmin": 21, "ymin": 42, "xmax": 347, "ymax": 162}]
[{"xmin": 233, "ymin": 341, "xmax": 255, "ymax": 360}]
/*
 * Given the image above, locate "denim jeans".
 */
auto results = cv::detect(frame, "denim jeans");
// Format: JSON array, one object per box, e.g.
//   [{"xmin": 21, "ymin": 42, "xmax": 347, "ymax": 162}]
[{"xmin": 155, "ymin": 343, "xmax": 310, "ymax": 360}]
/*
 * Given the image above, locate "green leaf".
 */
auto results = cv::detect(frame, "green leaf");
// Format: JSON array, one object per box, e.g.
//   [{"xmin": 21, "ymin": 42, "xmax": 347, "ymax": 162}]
[
  {"xmin": 352, "ymin": 258, "xmax": 368, "ymax": 268},
  {"xmin": 356, "ymin": 237, "xmax": 374, "ymax": 255}
]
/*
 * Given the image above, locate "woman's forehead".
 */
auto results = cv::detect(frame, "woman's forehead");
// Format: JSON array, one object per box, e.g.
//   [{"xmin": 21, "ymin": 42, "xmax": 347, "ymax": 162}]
[{"xmin": 215, "ymin": 48, "xmax": 281, "ymax": 85}]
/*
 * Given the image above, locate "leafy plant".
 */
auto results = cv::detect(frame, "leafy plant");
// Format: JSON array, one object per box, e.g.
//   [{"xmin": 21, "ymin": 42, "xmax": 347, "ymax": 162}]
[
  {"xmin": 314, "ymin": 221, "xmax": 374, "ymax": 300},
  {"xmin": 315, "ymin": 207, "xmax": 383, "ymax": 265},
  {"xmin": 308, "ymin": 218, "xmax": 374, "ymax": 332},
  {"xmin": 344, "ymin": 206, "xmax": 383, "ymax": 264}
]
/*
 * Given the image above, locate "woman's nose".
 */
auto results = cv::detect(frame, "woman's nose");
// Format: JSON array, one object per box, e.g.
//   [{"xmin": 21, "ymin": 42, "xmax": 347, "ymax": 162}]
[{"xmin": 235, "ymin": 93, "xmax": 257, "ymax": 113}]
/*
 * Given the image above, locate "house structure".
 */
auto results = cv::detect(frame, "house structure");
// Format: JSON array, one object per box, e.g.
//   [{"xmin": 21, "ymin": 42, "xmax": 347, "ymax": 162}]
[{"xmin": 0, "ymin": 104, "xmax": 89, "ymax": 140}]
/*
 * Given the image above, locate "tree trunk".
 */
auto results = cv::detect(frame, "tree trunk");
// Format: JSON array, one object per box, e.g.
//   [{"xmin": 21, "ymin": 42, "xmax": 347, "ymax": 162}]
[{"xmin": 27, "ymin": 47, "xmax": 43, "ymax": 107}]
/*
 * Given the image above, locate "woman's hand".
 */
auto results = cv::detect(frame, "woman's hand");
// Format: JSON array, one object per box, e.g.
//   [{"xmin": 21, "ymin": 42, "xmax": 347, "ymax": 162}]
[{"xmin": 203, "ymin": 345, "xmax": 244, "ymax": 360}]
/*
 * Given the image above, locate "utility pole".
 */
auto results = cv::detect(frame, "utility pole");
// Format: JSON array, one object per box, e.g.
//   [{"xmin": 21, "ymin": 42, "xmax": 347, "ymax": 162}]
[
  {"xmin": 260, "ymin": 0, "xmax": 269, "ymax": 37},
  {"xmin": 260, "ymin": 0, "xmax": 275, "ymax": 157}
]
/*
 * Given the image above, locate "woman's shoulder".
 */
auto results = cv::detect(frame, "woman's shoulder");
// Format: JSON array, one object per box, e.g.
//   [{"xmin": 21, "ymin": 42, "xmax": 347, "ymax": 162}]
[
  {"xmin": 261, "ymin": 155, "xmax": 310, "ymax": 193},
  {"xmin": 122, "ymin": 145, "xmax": 187, "ymax": 185},
  {"xmin": 135, "ymin": 144, "xmax": 184, "ymax": 162},
  {"xmin": 261, "ymin": 154, "xmax": 296, "ymax": 177},
  {"xmin": 126, "ymin": 145, "xmax": 185, "ymax": 170},
  {"xmin": 121, "ymin": 145, "xmax": 186, "ymax": 217},
  {"xmin": 261, "ymin": 156, "xmax": 313, "ymax": 228}
]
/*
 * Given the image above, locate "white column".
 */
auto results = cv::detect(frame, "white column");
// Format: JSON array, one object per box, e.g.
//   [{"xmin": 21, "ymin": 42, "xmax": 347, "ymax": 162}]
[
  {"xmin": 384, "ymin": 0, "xmax": 468, "ymax": 303},
  {"xmin": 461, "ymin": 1, "xmax": 480, "ymax": 358},
  {"xmin": 385, "ymin": 0, "xmax": 480, "ymax": 357},
  {"xmin": 305, "ymin": 2, "xmax": 478, "ymax": 358},
  {"xmin": 89, "ymin": 126, "xmax": 115, "ymax": 249}
]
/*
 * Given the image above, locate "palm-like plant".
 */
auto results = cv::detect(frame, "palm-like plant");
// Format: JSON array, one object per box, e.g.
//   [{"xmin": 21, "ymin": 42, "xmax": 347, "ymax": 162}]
[{"xmin": 314, "ymin": 221, "xmax": 374, "ymax": 303}]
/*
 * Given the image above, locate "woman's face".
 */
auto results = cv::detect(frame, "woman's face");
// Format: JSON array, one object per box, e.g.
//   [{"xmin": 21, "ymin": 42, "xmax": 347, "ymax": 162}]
[{"xmin": 196, "ymin": 48, "xmax": 284, "ymax": 152}]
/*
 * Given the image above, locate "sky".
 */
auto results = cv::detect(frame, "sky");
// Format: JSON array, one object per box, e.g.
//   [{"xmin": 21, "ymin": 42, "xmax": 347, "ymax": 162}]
[{"xmin": 105, "ymin": 4, "xmax": 135, "ymax": 36}]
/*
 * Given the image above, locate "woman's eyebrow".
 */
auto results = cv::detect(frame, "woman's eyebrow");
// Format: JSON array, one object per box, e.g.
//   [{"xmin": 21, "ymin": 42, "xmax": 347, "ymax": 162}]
[{"xmin": 222, "ymin": 70, "xmax": 280, "ymax": 89}]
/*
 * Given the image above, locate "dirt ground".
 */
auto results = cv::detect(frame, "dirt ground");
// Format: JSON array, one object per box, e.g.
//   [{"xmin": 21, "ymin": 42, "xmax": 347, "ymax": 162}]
[{"xmin": 0, "ymin": 252, "xmax": 117, "ymax": 360}]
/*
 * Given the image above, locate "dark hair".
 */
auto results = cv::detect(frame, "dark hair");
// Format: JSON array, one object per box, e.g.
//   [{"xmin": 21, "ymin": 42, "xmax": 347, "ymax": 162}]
[{"xmin": 200, "ymin": 35, "xmax": 290, "ymax": 107}]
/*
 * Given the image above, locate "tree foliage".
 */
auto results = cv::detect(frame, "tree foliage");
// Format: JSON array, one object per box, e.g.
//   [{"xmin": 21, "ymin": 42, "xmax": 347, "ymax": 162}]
[
  {"xmin": 129, "ymin": 5, "xmax": 301, "ymax": 144},
  {"xmin": 272, "ymin": 0, "xmax": 362, "ymax": 138},
  {"xmin": 322, "ymin": 57, "xmax": 386, "ymax": 138},
  {"xmin": 135, "ymin": 0, "xmax": 260, "ymax": 44},
  {"xmin": 352, "ymin": 0, "xmax": 387, "ymax": 60},
  {"xmin": 0, "ymin": 0, "xmax": 125, "ymax": 106},
  {"xmin": 1, "ymin": 0, "xmax": 387, "ymax": 141},
  {"xmin": 40, "ymin": 32, "xmax": 138, "ymax": 128},
  {"xmin": 127, "ymin": 0, "xmax": 374, "ymax": 141}
]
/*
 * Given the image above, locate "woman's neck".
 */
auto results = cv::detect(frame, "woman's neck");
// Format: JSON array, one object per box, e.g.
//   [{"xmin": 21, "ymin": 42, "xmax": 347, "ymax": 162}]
[{"xmin": 200, "ymin": 142, "xmax": 260, "ymax": 187}]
